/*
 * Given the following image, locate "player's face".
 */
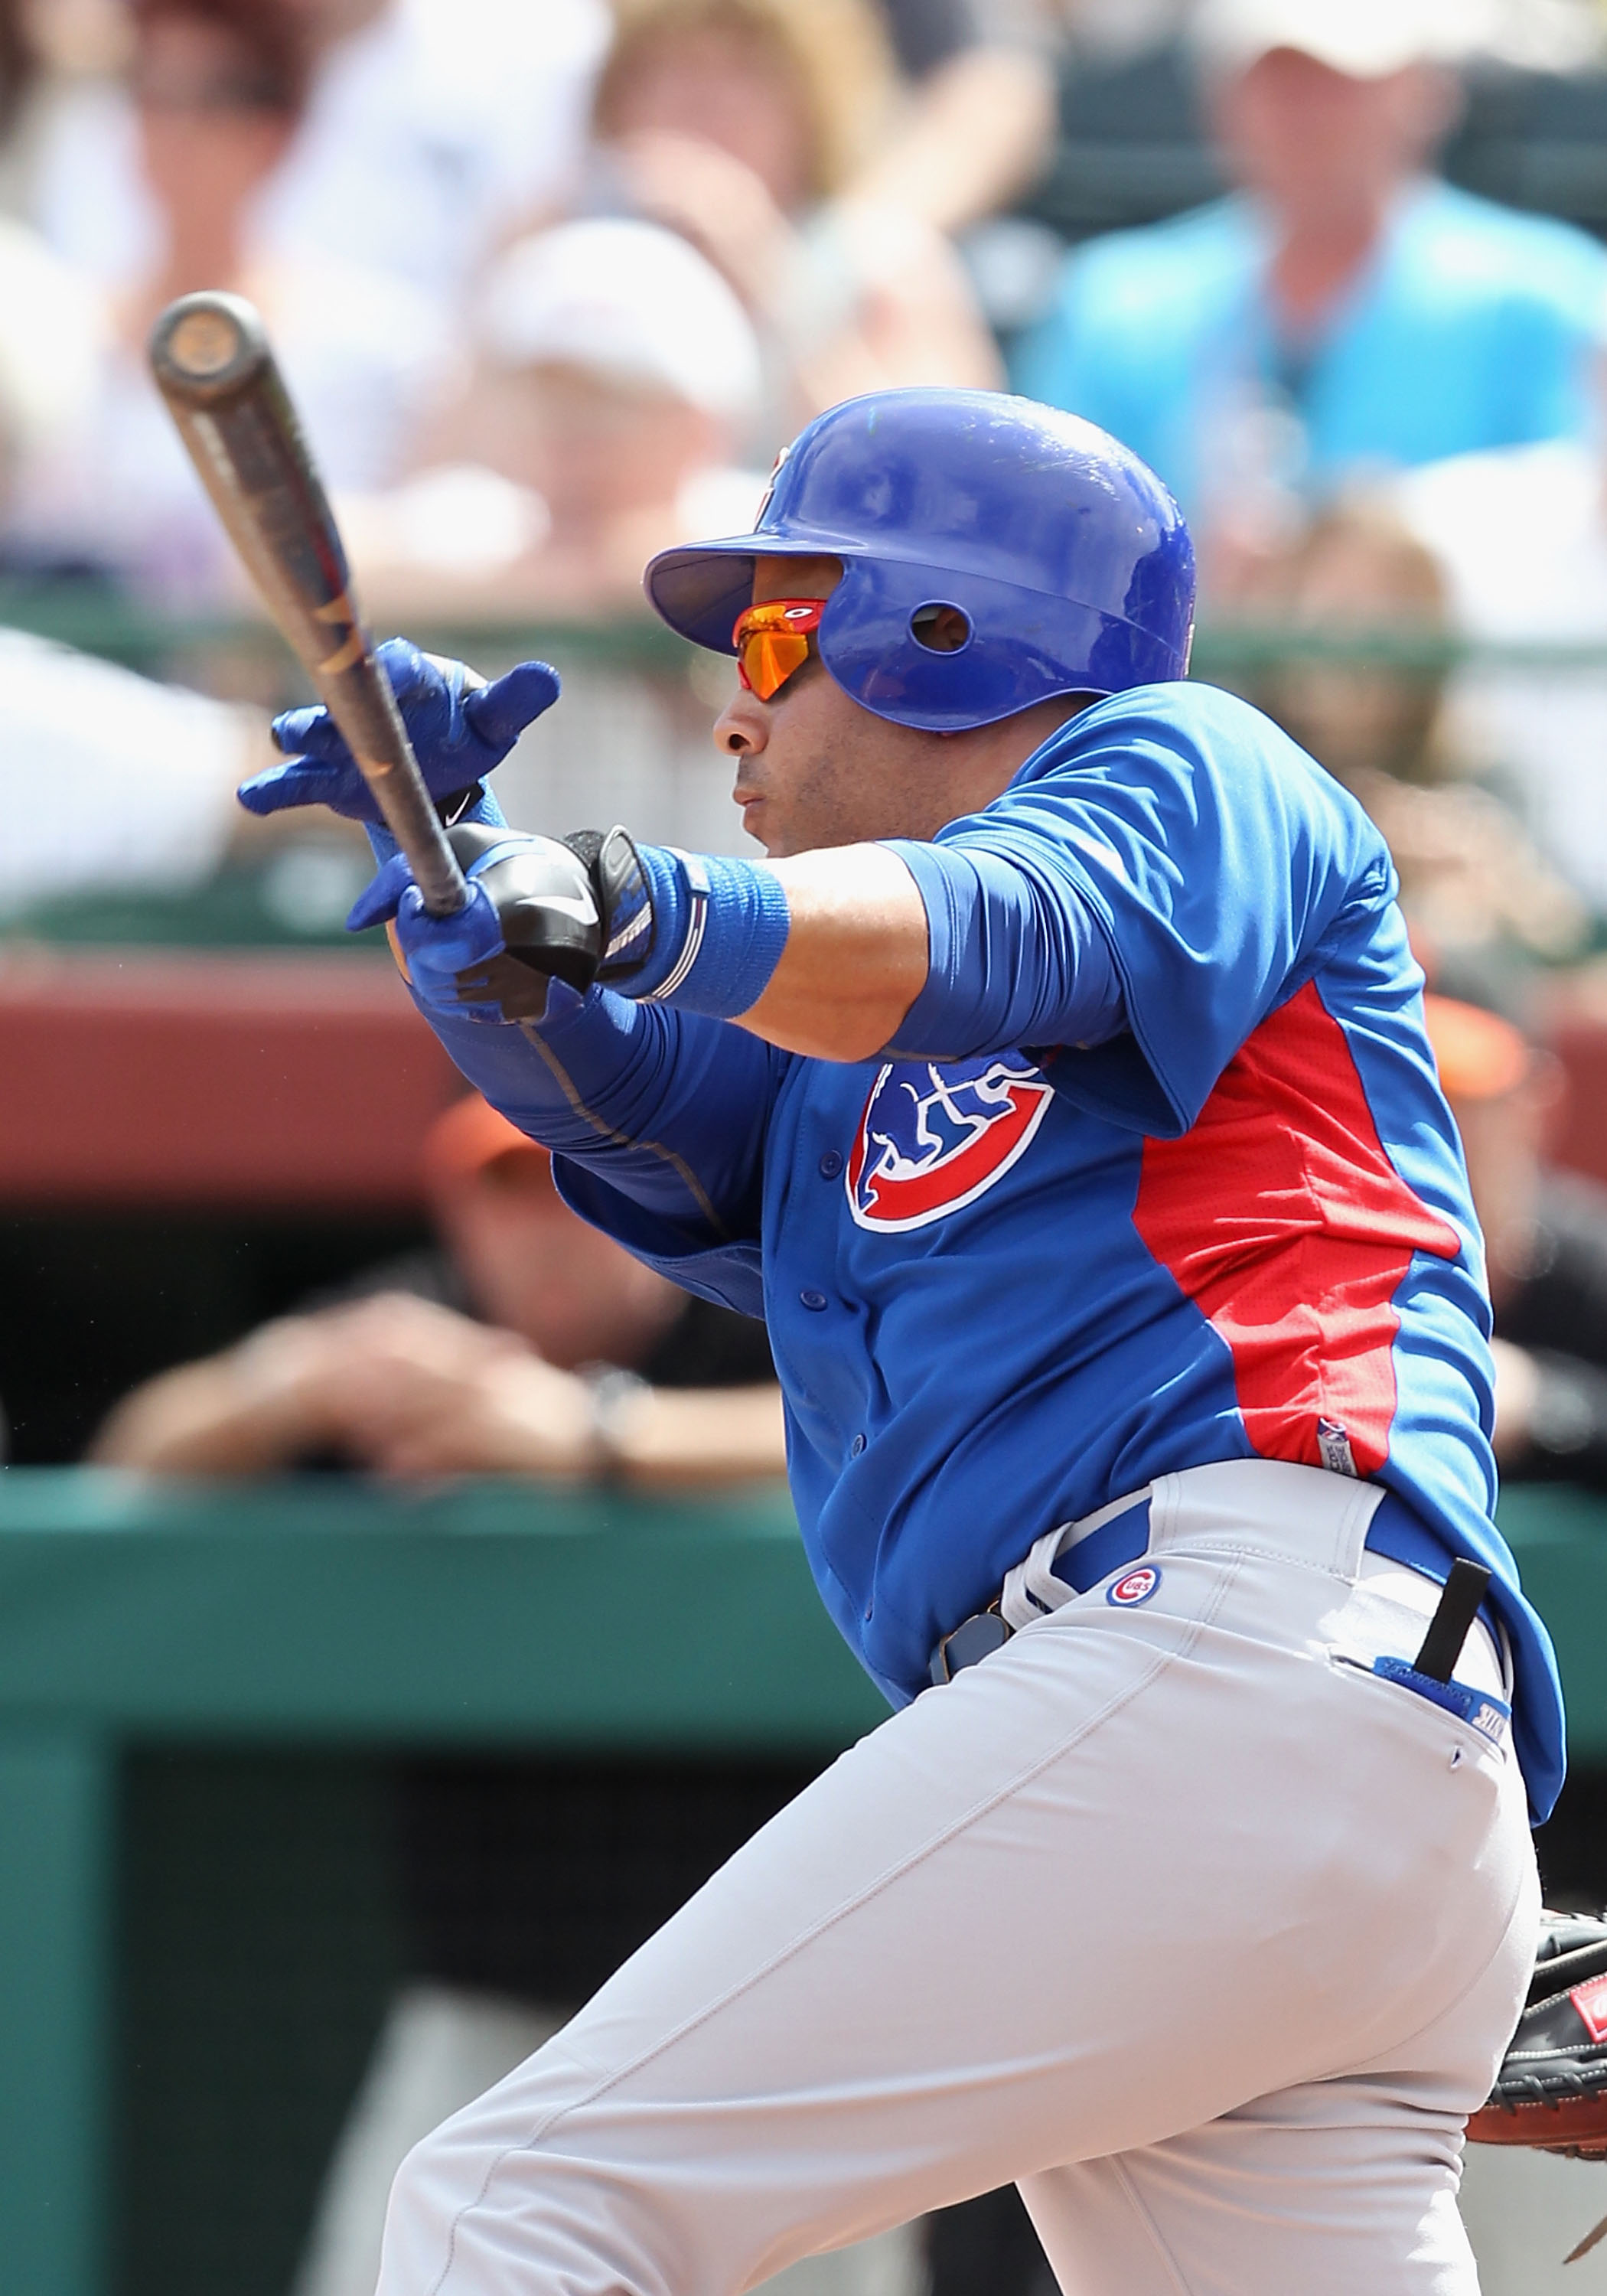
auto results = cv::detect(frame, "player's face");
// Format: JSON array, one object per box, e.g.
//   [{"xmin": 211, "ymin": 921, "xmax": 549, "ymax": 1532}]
[{"xmin": 713, "ymin": 556, "xmax": 986, "ymax": 856}]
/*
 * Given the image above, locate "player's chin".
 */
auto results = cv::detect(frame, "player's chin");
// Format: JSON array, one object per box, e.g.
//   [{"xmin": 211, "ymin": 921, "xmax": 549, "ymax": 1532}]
[{"xmin": 738, "ymin": 795, "xmax": 785, "ymax": 856}]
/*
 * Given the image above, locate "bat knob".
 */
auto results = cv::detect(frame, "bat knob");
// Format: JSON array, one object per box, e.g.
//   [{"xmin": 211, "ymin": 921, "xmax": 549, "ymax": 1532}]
[{"xmin": 148, "ymin": 292, "xmax": 270, "ymax": 406}]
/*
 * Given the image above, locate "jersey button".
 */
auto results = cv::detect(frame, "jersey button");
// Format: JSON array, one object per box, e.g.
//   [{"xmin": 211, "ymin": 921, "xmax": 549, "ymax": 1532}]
[
  {"xmin": 818, "ymin": 1150, "xmax": 843, "ymax": 1179},
  {"xmin": 800, "ymin": 1289, "xmax": 828, "ymax": 1312},
  {"xmin": 850, "ymin": 1433, "xmax": 866, "ymax": 1456}
]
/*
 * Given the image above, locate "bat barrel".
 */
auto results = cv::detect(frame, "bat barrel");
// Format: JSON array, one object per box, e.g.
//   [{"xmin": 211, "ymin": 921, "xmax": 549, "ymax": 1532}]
[{"xmin": 148, "ymin": 292, "xmax": 468, "ymax": 918}]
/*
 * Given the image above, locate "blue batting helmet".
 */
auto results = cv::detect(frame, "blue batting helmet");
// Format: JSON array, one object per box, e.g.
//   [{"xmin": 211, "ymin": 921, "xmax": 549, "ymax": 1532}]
[{"xmin": 644, "ymin": 390, "xmax": 1195, "ymax": 733}]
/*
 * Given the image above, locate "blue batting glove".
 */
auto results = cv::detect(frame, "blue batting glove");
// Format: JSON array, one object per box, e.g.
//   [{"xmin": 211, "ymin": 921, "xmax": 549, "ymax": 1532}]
[
  {"xmin": 350, "ymin": 842, "xmax": 519, "ymax": 1026},
  {"xmin": 239, "ymin": 638, "xmax": 560, "ymax": 825},
  {"xmin": 347, "ymin": 823, "xmax": 629, "ymax": 1026}
]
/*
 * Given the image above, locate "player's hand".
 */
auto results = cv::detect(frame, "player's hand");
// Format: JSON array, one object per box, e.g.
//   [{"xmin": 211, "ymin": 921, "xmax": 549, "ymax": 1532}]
[
  {"xmin": 237, "ymin": 639, "xmax": 561, "ymax": 824},
  {"xmin": 347, "ymin": 821, "xmax": 654, "ymax": 1024}
]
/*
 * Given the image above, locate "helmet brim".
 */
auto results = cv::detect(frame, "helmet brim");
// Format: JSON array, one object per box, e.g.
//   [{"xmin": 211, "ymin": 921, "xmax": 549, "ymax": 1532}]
[{"xmin": 645, "ymin": 534, "xmax": 862, "ymax": 655}]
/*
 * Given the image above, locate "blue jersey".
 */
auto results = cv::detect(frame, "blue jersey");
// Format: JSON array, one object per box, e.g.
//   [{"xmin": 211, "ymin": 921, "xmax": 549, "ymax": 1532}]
[{"xmin": 422, "ymin": 683, "xmax": 1565, "ymax": 1820}]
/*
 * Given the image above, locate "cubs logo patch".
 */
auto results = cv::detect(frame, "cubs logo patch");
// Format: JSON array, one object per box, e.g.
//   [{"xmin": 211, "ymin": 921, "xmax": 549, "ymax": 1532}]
[
  {"xmin": 753, "ymin": 441, "xmax": 790, "ymax": 525},
  {"xmin": 1107, "ymin": 1566, "xmax": 1160, "ymax": 1607},
  {"xmin": 846, "ymin": 1055, "xmax": 1054, "ymax": 1232}
]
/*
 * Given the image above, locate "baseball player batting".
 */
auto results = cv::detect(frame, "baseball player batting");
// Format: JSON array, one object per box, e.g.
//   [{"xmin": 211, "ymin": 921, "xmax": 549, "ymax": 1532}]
[{"xmin": 242, "ymin": 390, "xmax": 1561, "ymax": 2294}]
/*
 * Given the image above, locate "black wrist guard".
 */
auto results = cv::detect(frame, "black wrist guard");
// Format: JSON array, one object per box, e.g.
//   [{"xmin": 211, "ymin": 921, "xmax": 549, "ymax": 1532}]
[{"xmin": 441, "ymin": 821, "xmax": 654, "ymax": 1022}]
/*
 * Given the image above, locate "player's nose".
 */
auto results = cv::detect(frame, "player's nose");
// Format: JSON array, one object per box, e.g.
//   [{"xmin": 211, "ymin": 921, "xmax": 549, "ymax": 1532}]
[{"xmin": 714, "ymin": 688, "xmax": 769, "ymax": 756}]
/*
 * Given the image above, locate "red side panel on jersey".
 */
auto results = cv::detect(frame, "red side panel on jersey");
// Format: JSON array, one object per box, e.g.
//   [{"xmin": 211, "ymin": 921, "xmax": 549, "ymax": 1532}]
[{"xmin": 1132, "ymin": 980, "xmax": 1462, "ymax": 1475}]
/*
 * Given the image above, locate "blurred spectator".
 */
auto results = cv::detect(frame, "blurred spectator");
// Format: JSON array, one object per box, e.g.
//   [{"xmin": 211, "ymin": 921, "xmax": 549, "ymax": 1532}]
[
  {"xmin": 1253, "ymin": 495, "xmax": 1589, "ymax": 990},
  {"xmin": 856, "ymin": 0, "xmax": 1058, "ymax": 239},
  {"xmin": 0, "ymin": 0, "xmax": 44, "ymax": 212},
  {"xmin": 0, "ymin": 204, "xmax": 103, "ymax": 521},
  {"xmin": 588, "ymin": 0, "xmax": 1002, "ymax": 435},
  {"xmin": 1058, "ymin": 0, "xmax": 1195, "ymax": 57},
  {"xmin": 252, "ymin": 0, "xmax": 609, "ymax": 297},
  {"xmin": 32, "ymin": 0, "xmax": 610, "ymax": 304},
  {"xmin": 1012, "ymin": 0, "xmax": 1607, "ymax": 591},
  {"xmin": 1393, "ymin": 407, "xmax": 1607, "ymax": 918},
  {"xmin": 8, "ymin": 0, "xmax": 447, "ymax": 598},
  {"xmin": 89, "ymin": 1094, "xmax": 784, "ymax": 1482},
  {"xmin": 1426, "ymin": 990, "xmax": 1607, "ymax": 1493},
  {"xmin": 0, "ymin": 631, "xmax": 268, "ymax": 913},
  {"xmin": 345, "ymin": 217, "xmax": 765, "ymax": 618},
  {"xmin": 0, "ymin": 214, "xmax": 281, "ymax": 914},
  {"xmin": 88, "ymin": 1097, "xmax": 821, "ymax": 2296},
  {"xmin": 1472, "ymin": 0, "xmax": 1607, "ymax": 70}
]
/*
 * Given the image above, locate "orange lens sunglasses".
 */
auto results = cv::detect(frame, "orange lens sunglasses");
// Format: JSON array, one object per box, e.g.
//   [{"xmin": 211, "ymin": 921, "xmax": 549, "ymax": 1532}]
[{"xmin": 732, "ymin": 598, "xmax": 826, "ymax": 700}]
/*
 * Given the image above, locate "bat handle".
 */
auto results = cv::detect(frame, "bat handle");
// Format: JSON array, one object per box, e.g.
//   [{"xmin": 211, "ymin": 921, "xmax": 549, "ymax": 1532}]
[{"xmin": 318, "ymin": 649, "xmax": 472, "ymax": 918}]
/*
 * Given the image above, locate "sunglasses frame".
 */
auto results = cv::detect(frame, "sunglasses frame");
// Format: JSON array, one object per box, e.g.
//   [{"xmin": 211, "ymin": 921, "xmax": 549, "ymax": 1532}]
[{"xmin": 732, "ymin": 597, "xmax": 827, "ymax": 702}]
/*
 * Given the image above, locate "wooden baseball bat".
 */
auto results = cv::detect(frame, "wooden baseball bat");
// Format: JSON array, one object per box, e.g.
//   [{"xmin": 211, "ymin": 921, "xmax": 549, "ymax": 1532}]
[{"xmin": 148, "ymin": 290, "xmax": 468, "ymax": 916}]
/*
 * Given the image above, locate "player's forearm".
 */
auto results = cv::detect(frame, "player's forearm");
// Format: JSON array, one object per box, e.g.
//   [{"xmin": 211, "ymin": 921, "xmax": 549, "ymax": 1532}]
[{"xmin": 734, "ymin": 844, "xmax": 931, "ymax": 1061}]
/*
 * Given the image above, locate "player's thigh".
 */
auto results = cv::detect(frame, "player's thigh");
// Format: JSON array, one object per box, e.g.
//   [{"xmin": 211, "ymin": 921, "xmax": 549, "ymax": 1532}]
[
  {"xmin": 1022, "ymin": 2075, "xmax": 1482, "ymax": 2296},
  {"xmin": 558, "ymin": 1541, "xmax": 1526, "ymax": 2128},
  {"xmin": 381, "ymin": 1545, "xmax": 1530, "ymax": 2294}
]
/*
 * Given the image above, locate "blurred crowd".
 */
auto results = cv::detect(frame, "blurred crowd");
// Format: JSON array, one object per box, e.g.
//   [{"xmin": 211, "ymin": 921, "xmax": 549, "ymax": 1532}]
[
  {"xmin": 2, "ymin": 2, "xmax": 1607, "ymax": 1398},
  {"xmin": 0, "ymin": 0, "xmax": 1606, "ymax": 931},
  {"xmin": 4, "ymin": 0, "xmax": 1607, "ymax": 1469}
]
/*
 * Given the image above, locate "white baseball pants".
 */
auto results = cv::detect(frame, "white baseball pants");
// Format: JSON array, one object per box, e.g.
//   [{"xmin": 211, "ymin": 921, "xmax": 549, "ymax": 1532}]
[{"xmin": 376, "ymin": 1459, "xmax": 1540, "ymax": 2296}]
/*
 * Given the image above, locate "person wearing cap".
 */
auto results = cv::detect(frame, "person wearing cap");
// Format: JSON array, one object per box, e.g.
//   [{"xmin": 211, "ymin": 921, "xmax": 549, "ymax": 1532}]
[
  {"xmin": 1012, "ymin": 0, "xmax": 1607, "ymax": 585},
  {"xmin": 344, "ymin": 216, "xmax": 769, "ymax": 618},
  {"xmin": 89, "ymin": 1092, "xmax": 782, "ymax": 1482}
]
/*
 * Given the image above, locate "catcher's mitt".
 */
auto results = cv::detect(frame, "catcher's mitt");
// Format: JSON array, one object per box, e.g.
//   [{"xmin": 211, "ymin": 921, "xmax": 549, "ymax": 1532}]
[{"xmin": 1468, "ymin": 1908, "xmax": 1607, "ymax": 2158}]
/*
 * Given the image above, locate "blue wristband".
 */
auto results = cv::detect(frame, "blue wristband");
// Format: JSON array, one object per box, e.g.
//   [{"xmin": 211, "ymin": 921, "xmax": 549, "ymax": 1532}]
[{"xmin": 621, "ymin": 843, "xmax": 790, "ymax": 1019}]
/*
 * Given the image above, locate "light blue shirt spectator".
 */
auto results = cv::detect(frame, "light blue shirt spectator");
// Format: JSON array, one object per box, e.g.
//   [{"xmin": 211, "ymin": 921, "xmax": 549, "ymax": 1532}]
[{"xmin": 1012, "ymin": 181, "xmax": 1607, "ymax": 520}]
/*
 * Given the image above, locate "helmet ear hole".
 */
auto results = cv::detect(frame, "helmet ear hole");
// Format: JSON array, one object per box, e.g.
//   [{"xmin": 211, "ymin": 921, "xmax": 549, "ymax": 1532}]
[{"xmin": 910, "ymin": 602, "xmax": 972, "ymax": 654}]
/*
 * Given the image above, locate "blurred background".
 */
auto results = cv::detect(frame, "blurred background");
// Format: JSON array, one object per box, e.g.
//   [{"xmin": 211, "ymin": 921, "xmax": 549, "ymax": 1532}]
[{"xmin": 12, "ymin": 0, "xmax": 1607, "ymax": 2291}]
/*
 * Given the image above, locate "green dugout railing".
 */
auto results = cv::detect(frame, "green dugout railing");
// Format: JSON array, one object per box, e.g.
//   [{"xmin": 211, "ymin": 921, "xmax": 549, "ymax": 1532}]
[
  {"xmin": 10, "ymin": 585, "xmax": 1607, "ymax": 678},
  {"xmin": 11, "ymin": 594, "xmax": 1607, "ymax": 955},
  {"xmin": 0, "ymin": 1470, "xmax": 1601, "ymax": 2296}
]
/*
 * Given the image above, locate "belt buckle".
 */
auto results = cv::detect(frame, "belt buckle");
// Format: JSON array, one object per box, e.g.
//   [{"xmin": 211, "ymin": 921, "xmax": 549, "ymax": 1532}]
[{"xmin": 929, "ymin": 1603, "xmax": 1012, "ymax": 1686}]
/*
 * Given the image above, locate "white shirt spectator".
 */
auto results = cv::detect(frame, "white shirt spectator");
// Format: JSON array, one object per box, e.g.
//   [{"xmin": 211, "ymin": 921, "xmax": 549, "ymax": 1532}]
[
  {"xmin": 31, "ymin": 0, "xmax": 608, "ymax": 303},
  {"xmin": 0, "ymin": 213, "xmax": 104, "ymax": 471},
  {"xmin": 253, "ymin": 0, "xmax": 610, "ymax": 296},
  {"xmin": 0, "ymin": 631, "xmax": 249, "ymax": 911},
  {"xmin": 1395, "ymin": 436, "xmax": 1607, "ymax": 911},
  {"xmin": 3, "ymin": 255, "xmax": 448, "ymax": 602}
]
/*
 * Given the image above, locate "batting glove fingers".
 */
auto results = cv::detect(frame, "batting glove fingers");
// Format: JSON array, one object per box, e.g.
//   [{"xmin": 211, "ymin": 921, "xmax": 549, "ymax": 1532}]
[{"xmin": 239, "ymin": 639, "xmax": 561, "ymax": 824}]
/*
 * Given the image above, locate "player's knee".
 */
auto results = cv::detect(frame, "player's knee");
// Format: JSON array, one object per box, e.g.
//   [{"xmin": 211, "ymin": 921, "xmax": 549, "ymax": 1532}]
[{"xmin": 379, "ymin": 2056, "xmax": 606, "ymax": 2281}]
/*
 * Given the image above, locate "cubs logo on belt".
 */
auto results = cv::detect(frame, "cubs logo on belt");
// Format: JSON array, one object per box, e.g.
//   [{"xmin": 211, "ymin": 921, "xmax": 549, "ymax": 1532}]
[
  {"xmin": 846, "ymin": 1055, "xmax": 1054, "ymax": 1232},
  {"xmin": 1107, "ymin": 1566, "xmax": 1161, "ymax": 1607}
]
